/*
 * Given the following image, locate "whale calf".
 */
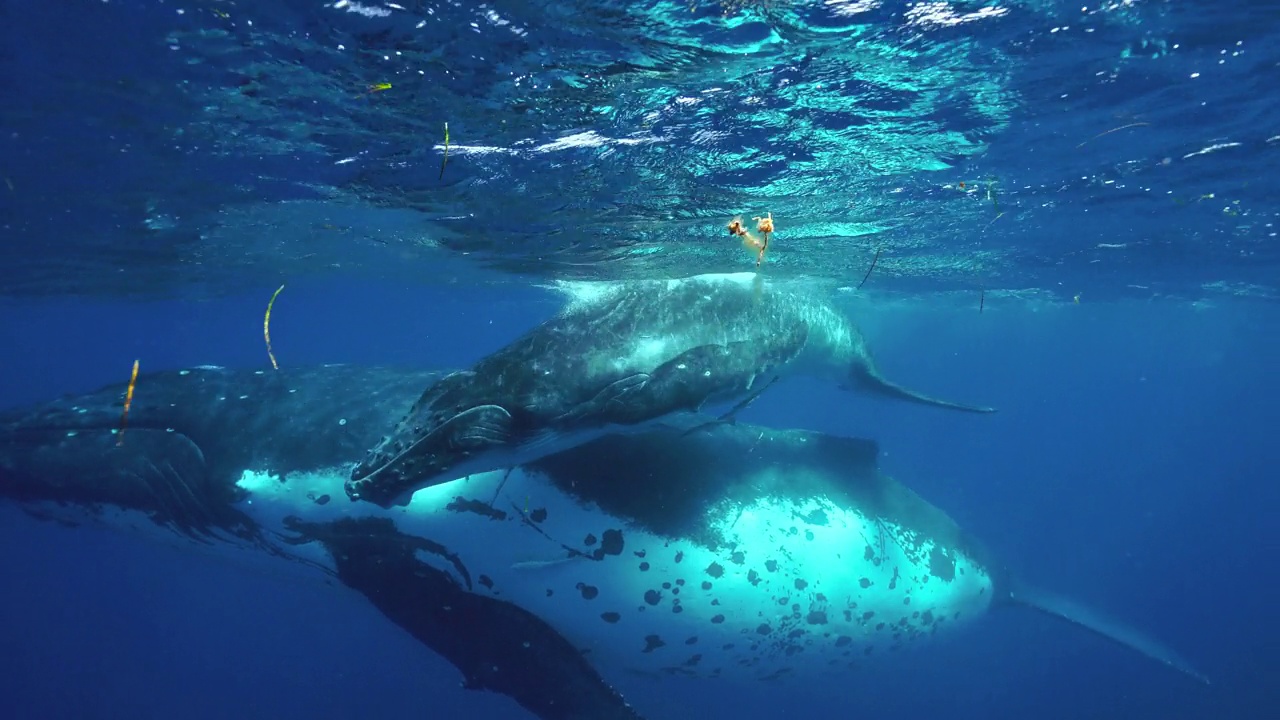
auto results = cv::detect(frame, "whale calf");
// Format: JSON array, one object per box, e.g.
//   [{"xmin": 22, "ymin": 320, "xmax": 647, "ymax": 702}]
[
  {"xmin": 349, "ymin": 273, "xmax": 995, "ymax": 507},
  {"xmin": 0, "ymin": 365, "xmax": 1205, "ymax": 720}
]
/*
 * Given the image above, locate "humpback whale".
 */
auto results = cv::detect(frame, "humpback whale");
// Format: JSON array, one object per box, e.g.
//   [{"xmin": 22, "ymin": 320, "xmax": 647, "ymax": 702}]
[
  {"xmin": 0, "ymin": 365, "xmax": 1205, "ymax": 720},
  {"xmin": 349, "ymin": 273, "xmax": 995, "ymax": 507}
]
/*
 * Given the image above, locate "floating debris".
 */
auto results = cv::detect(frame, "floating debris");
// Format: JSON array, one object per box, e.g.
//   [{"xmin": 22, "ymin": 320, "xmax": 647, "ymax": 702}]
[
  {"xmin": 727, "ymin": 212, "xmax": 775, "ymax": 268},
  {"xmin": 439, "ymin": 121, "xmax": 450, "ymax": 180},
  {"xmin": 117, "ymin": 359, "xmax": 139, "ymax": 446},
  {"xmin": 979, "ymin": 287, "xmax": 985, "ymax": 313},
  {"xmin": 752, "ymin": 212, "xmax": 774, "ymax": 267},
  {"xmin": 355, "ymin": 83, "xmax": 393, "ymax": 100},
  {"xmin": 264, "ymin": 284, "xmax": 285, "ymax": 370},
  {"xmin": 1076, "ymin": 122, "xmax": 1150, "ymax": 149},
  {"xmin": 754, "ymin": 212, "xmax": 774, "ymax": 235},
  {"xmin": 857, "ymin": 247, "xmax": 882, "ymax": 290}
]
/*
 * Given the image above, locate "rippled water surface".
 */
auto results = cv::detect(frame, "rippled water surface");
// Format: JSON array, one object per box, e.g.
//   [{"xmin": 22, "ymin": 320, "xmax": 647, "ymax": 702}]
[{"xmin": 2, "ymin": 0, "xmax": 1275, "ymax": 300}]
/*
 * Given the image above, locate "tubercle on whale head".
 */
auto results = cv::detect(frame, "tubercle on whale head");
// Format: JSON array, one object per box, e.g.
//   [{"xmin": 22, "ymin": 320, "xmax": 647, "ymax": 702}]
[{"xmin": 346, "ymin": 372, "xmax": 516, "ymax": 508}]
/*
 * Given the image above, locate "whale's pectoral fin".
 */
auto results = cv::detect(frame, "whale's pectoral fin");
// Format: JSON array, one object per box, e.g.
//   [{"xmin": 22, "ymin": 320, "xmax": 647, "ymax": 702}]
[
  {"xmin": 556, "ymin": 374, "xmax": 652, "ymax": 425},
  {"xmin": 681, "ymin": 375, "xmax": 781, "ymax": 436},
  {"xmin": 596, "ymin": 341, "xmax": 786, "ymax": 427},
  {"xmin": 1003, "ymin": 578, "xmax": 1209, "ymax": 685},
  {"xmin": 711, "ymin": 374, "xmax": 781, "ymax": 424},
  {"xmin": 284, "ymin": 516, "xmax": 648, "ymax": 720},
  {"xmin": 847, "ymin": 364, "xmax": 997, "ymax": 414}
]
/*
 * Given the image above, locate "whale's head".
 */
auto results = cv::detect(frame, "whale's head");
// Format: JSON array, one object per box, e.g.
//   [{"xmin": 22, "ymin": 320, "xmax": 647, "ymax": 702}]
[
  {"xmin": 0, "ymin": 396, "xmax": 246, "ymax": 540},
  {"xmin": 347, "ymin": 370, "xmax": 517, "ymax": 508},
  {"xmin": 0, "ymin": 365, "xmax": 446, "ymax": 534}
]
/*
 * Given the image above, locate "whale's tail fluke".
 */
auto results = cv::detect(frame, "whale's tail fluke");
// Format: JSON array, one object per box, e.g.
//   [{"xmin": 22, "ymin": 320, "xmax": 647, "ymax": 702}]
[
  {"xmin": 1002, "ymin": 578, "xmax": 1210, "ymax": 685},
  {"xmin": 850, "ymin": 365, "xmax": 997, "ymax": 414}
]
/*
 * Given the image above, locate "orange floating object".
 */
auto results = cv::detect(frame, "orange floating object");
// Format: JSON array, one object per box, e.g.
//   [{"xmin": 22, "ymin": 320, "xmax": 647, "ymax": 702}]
[
  {"xmin": 753, "ymin": 212, "xmax": 773, "ymax": 235},
  {"xmin": 752, "ymin": 213, "xmax": 773, "ymax": 267},
  {"xmin": 727, "ymin": 213, "xmax": 775, "ymax": 268}
]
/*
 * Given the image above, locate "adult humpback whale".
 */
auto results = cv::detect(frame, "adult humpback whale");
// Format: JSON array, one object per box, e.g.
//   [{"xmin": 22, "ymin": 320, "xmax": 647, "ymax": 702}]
[
  {"xmin": 349, "ymin": 273, "xmax": 996, "ymax": 507},
  {"xmin": 0, "ymin": 365, "xmax": 1204, "ymax": 720}
]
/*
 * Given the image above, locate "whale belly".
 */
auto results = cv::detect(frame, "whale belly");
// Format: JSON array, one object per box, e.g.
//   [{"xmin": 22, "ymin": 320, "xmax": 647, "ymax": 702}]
[
  {"xmin": 374, "ymin": 469, "xmax": 993, "ymax": 682},
  {"xmin": 232, "ymin": 462, "xmax": 994, "ymax": 683}
]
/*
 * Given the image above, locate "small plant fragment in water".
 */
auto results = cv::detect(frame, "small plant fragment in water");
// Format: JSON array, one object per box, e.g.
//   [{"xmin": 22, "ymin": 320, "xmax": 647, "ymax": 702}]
[
  {"xmin": 1076, "ymin": 122, "xmax": 1150, "ymax": 149},
  {"xmin": 727, "ymin": 212, "xmax": 775, "ymax": 268},
  {"xmin": 264, "ymin": 284, "xmax": 285, "ymax": 370},
  {"xmin": 117, "ymin": 359, "xmax": 139, "ymax": 446},
  {"xmin": 355, "ymin": 83, "xmax": 393, "ymax": 99},
  {"xmin": 752, "ymin": 213, "xmax": 774, "ymax": 267},
  {"xmin": 857, "ymin": 247, "xmax": 882, "ymax": 289},
  {"xmin": 439, "ymin": 122, "xmax": 450, "ymax": 180}
]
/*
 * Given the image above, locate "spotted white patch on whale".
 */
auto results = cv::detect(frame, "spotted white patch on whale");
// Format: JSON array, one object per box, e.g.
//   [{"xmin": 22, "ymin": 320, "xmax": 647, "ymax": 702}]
[{"xmin": 232, "ymin": 462, "xmax": 994, "ymax": 683}]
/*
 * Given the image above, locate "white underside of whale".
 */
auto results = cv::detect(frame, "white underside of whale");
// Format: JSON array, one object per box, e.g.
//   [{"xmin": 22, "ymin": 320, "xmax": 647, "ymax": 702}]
[
  {"xmin": 233, "ymin": 459, "xmax": 995, "ymax": 684},
  {"xmin": 15, "ymin": 445, "xmax": 995, "ymax": 688}
]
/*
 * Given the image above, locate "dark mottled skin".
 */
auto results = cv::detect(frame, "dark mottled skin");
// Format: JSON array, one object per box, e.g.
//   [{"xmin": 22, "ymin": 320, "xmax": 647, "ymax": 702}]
[
  {"xmin": 0, "ymin": 365, "xmax": 1206, "ymax": 692},
  {"xmin": 0, "ymin": 365, "xmax": 440, "ymax": 496},
  {"xmin": 0, "ymin": 365, "xmax": 650, "ymax": 720},
  {"xmin": 349, "ymin": 274, "xmax": 995, "ymax": 508}
]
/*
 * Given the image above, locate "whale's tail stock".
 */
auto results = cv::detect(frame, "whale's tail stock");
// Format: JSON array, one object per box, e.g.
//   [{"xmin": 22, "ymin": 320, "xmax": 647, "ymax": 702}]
[{"xmin": 1000, "ymin": 577, "xmax": 1210, "ymax": 685}]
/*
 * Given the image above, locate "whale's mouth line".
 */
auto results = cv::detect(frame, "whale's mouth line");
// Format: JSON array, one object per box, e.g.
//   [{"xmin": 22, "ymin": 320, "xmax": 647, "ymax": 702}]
[{"xmin": 355, "ymin": 404, "xmax": 513, "ymax": 488}]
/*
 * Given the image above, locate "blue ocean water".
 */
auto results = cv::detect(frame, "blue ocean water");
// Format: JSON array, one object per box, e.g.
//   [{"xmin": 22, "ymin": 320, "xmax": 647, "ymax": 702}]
[{"xmin": 1, "ymin": 1, "xmax": 1277, "ymax": 719}]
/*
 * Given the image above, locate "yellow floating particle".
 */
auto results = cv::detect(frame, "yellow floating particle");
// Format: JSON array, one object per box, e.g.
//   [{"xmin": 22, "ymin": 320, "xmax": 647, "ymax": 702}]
[
  {"xmin": 118, "ymin": 359, "xmax": 139, "ymax": 446},
  {"xmin": 439, "ymin": 121, "xmax": 450, "ymax": 180},
  {"xmin": 264, "ymin": 284, "xmax": 285, "ymax": 370}
]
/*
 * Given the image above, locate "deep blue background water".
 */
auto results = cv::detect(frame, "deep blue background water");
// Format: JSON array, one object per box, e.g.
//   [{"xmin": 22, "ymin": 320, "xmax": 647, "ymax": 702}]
[
  {"xmin": 1, "ymin": 0, "xmax": 1278, "ymax": 717},
  {"xmin": 1, "ymin": 282, "xmax": 1275, "ymax": 719}
]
